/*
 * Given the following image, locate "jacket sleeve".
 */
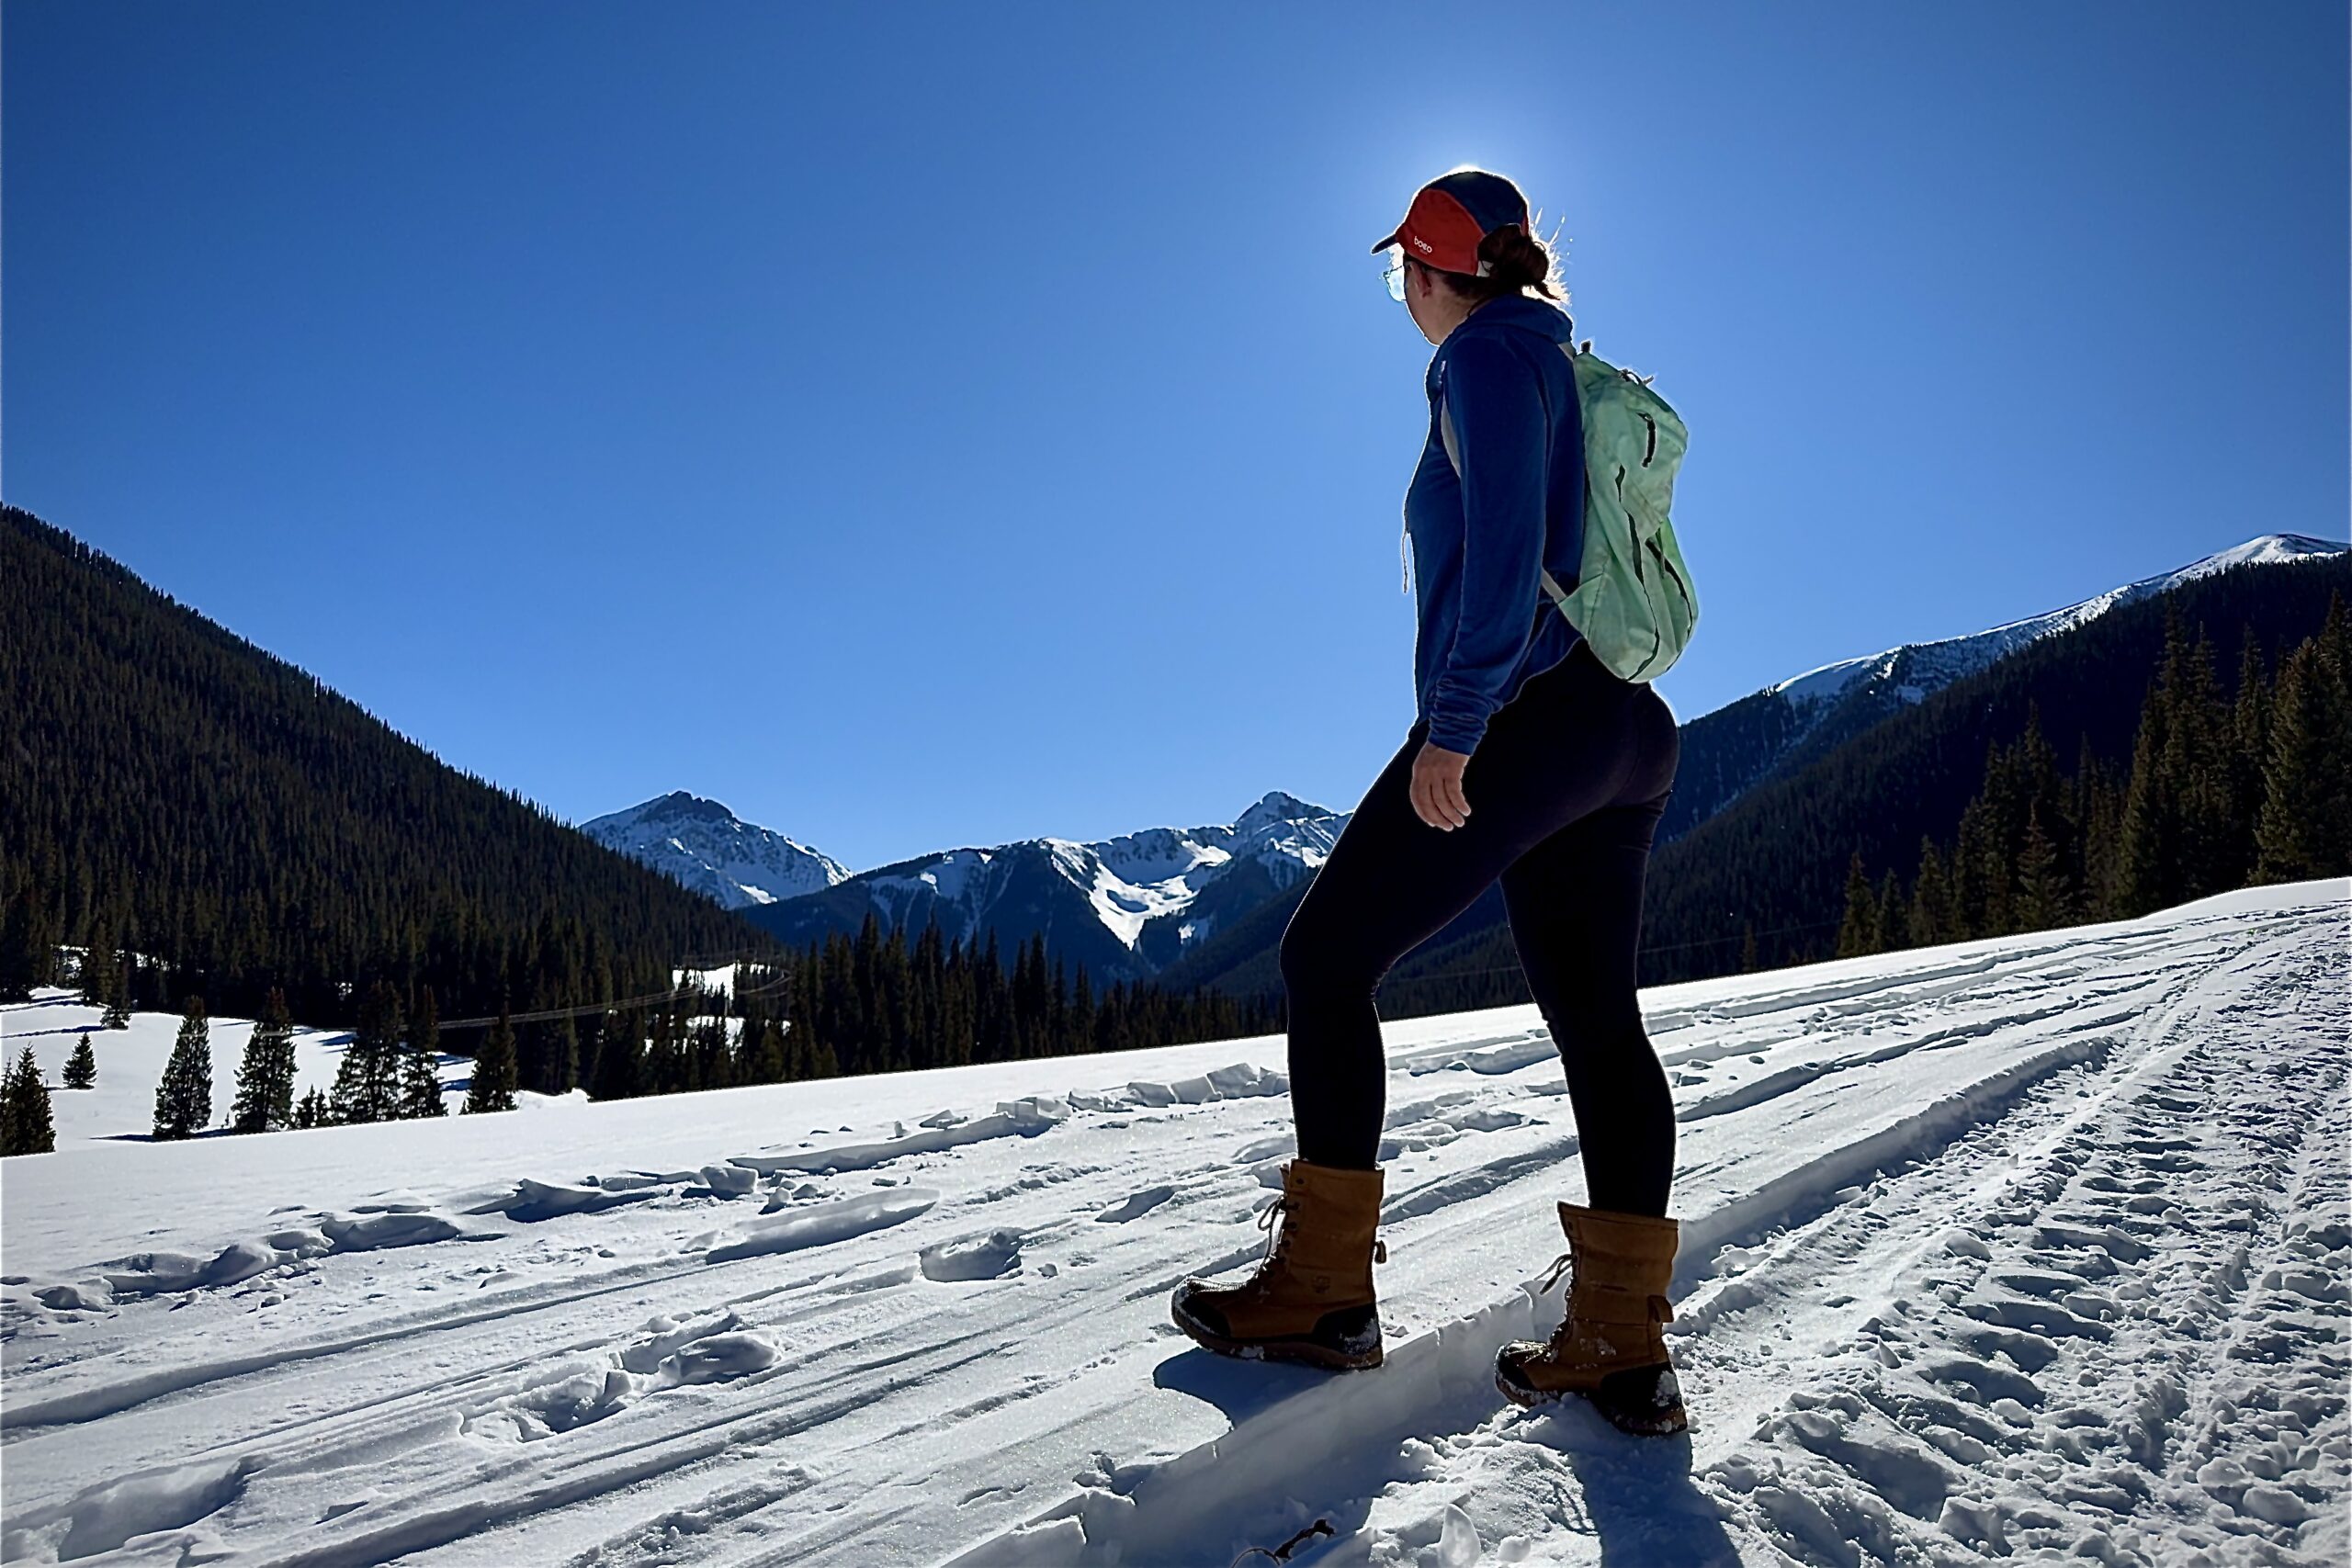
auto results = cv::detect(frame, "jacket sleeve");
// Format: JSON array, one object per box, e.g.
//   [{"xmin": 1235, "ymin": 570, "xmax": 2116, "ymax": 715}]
[{"xmin": 1425, "ymin": 334, "xmax": 1548, "ymax": 755}]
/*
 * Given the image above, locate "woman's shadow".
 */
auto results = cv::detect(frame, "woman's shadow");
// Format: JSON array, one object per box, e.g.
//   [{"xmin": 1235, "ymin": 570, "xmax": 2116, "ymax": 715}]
[
  {"xmin": 1156, "ymin": 1347, "xmax": 1743, "ymax": 1565},
  {"xmin": 1525, "ymin": 1400, "xmax": 1744, "ymax": 1566}
]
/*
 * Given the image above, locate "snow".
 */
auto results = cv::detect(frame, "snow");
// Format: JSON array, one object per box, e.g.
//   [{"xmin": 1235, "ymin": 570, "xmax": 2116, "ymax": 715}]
[
  {"xmin": 1046, "ymin": 838, "xmax": 1196, "ymax": 950},
  {"xmin": 1769, "ymin": 651, "xmax": 1889, "ymax": 707},
  {"xmin": 909, "ymin": 846, "xmax": 994, "ymax": 906},
  {"xmin": 1, "ymin": 878, "xmax": 2344, "ymax": 1566}
]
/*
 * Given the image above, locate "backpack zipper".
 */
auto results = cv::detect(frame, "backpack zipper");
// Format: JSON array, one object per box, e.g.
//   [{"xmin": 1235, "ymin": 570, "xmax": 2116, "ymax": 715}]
[
  {"xmin": 1616, "ymin": 468, "xmax": 1644, "ymax": 584},
  {"xmin": 1647, "ymin": 537, "xmax": 1692, "ymax": 612}
]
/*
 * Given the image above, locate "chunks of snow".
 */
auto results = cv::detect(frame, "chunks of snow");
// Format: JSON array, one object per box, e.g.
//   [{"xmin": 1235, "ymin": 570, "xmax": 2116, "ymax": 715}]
[
  {"xmin": 703, "ymin": 1189, "xmax": 937, "ymax": 1264},
  {"xmin": 920, "ymin": 1230, "xmax": 1024, "ymax": 1282}
]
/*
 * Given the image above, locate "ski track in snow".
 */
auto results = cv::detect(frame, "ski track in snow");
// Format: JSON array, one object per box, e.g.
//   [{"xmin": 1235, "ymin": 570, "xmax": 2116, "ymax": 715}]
[{"xmin": 0, "ymin": 881, "xmax": 2343, "ymax": 1566}]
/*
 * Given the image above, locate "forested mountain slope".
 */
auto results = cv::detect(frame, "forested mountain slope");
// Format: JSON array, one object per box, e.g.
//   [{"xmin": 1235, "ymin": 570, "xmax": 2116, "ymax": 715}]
[{"xmin": 0, "ymin": 507, "xmax": 768, "ymax": 1029}]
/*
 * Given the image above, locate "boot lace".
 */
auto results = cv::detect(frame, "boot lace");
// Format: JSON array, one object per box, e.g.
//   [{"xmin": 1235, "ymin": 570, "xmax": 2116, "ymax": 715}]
[
  {"xmin": 1256, "ymin": 1195, "xmax": 1293, "ymax": 1267},
  {"xmin": 1253, "ymin": 1191, "xmax": 1387, "ymax": 1273},
  {"xmin": 1535, "ymin": 1246, "xmax": 1577, "ymax": 1296}
]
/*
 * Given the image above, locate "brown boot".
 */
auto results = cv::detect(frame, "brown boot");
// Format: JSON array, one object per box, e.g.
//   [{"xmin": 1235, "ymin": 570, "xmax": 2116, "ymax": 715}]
[
  {"xmin": 1494, "ymin": 1201, "xmax": 1687, "ymax": 1435},
  {"xmin": 1170, "ymin": 1159, "xmax": 1387, "ymax": 1371}
]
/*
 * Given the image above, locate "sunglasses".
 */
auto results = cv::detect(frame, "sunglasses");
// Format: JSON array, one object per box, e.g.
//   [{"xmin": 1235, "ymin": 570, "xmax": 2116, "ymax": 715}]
[{"xmin": 1382, "ymin": 250, "xmax": 1408, "ymax": 302}]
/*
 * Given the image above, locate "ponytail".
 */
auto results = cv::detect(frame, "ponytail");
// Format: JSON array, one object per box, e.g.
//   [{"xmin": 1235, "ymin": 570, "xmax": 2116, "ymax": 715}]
[{"xmin": 1425, "ymin": 221, "xmax": 1567, "ymax": 306}]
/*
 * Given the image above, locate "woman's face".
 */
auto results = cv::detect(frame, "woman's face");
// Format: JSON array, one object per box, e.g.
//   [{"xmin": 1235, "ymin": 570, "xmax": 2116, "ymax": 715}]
[{"xmin": 1399, "ymin": 258, "xmax": 1452, "ymax": 347}]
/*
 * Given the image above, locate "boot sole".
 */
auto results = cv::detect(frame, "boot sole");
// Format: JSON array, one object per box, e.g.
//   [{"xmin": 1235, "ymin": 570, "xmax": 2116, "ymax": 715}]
[
  {"xmin": 1494, "ymin": 1367, "xmax": 1689, "ymax": 1436},
  {"xmin": 1169, "ymin": 1297, "xmax": 1384, "ymax": 1371}
]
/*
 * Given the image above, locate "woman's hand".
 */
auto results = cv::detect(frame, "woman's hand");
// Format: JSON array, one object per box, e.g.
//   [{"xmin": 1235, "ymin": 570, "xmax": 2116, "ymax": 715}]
[{"xmin": 1410, "ymin": 741, "xmax": 1474, "ymax": 830}]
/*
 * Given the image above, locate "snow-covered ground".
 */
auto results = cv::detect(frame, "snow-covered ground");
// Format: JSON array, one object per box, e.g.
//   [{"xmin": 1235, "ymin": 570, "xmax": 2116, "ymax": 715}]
[
  {"xmin": 1, "ymin": 879, "xmax": 2344, "ymax": 1566},
  {"xmin": 0, "ymin": 1003, "xmax": 480, "ymax": 1152}
]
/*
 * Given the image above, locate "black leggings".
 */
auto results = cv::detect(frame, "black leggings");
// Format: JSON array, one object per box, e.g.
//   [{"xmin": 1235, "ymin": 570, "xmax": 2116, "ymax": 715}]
[{"xmin": 1280, "ymin": 637, "xmax": 1682, "ymax": 1215}]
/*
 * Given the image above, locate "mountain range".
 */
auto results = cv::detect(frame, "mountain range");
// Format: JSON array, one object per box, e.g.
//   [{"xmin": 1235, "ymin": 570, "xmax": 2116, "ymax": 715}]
[
  {"xmin": 590, "ymin": 533, "xmax": 2346, "ymax": 981},
  {"xmin": 735, "ymin": 790, "xmax": 1349, "ymax": 983}
]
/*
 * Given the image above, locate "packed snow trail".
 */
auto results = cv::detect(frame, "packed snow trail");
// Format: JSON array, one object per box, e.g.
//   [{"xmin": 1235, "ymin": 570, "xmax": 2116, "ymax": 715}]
[{"xmin": 1, "ymin": 881, "xmax": 2342, "ymax": 1566}]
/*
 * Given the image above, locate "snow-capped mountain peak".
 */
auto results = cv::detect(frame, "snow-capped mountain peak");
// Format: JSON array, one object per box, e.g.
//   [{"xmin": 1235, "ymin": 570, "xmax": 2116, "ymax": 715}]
[
  {"xmin": 1766, "ymin": 533, "xmax": 2343, "ymax": 710},
  {"xmin": 581, "ymin": 793, "xmax": 850, "ymax": 911}
]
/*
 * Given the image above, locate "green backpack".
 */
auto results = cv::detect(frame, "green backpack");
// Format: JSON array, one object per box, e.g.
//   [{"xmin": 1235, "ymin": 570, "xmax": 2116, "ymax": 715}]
[{"xmin": 1440, "ymin": 340, "xmax": 1699, "ymax": 682}]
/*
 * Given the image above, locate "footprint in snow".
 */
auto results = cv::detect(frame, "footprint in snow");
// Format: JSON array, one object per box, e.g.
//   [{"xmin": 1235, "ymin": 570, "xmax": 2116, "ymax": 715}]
[{"xmin": 459, "ymin": 1309, "xmax": 780, "ymax": 1444}]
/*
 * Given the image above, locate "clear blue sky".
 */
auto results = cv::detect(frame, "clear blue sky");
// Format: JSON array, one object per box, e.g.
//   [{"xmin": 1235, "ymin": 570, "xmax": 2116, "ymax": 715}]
[{"xmin": 8, "ymin": 2, "xmax": 2346, "ymax": 873}]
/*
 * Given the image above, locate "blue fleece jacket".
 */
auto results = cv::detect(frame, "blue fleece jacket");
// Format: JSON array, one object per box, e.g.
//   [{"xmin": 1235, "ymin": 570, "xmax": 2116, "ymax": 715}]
[{"xmin": 1405, "ymin": 294, "xmax": 1586, "ymax": 755}]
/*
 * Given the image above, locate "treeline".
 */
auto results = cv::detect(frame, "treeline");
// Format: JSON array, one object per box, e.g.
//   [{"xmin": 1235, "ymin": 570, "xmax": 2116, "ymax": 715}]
[
  {"xmin": 0, "ymin": 505, "xmax": 766, "ymax": 1031},
  {"xmin": 781, "ymin": 914, "xmax": 1279, "ymax": 1077},
  {"xmin": 0, "ymin": 910, "xmax": 1280, "ymax": 1153},
  {"xmin": 544, "ymin": 914, "xmax": 1277, "ymax": 1104},
  {"xmin": 1835, "ymin": 597, "xmax": 2350, "ymax": 955}
]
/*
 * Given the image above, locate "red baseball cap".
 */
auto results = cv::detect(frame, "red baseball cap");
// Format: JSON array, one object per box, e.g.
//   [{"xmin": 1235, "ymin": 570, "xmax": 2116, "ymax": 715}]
[{"xmin": 1371, "ymin": 168, "xmax": 1532, "ymax": 276}]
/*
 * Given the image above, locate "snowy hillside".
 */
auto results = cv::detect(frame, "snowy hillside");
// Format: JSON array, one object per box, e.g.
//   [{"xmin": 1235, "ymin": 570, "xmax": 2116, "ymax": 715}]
[
  {"xmin": 582, "ymin": 793, "xmax": 852, "ymax": 910},
  {"xmin": 2, "ymin": 878, "xmax": 2342, "ymax": 1565}
]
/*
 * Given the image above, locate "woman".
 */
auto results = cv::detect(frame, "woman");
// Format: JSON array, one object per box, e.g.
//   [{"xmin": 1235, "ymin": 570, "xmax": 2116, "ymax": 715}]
[{"xmin": 1170, "ymin": 168, "xmax": 1689, "ymax": 1438}]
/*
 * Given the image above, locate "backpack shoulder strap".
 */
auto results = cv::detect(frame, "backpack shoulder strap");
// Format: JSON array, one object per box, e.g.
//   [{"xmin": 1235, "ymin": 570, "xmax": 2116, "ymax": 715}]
[{"xmin": 1438, "ymin": 373, "xmax": 1575, "ymax": 612}]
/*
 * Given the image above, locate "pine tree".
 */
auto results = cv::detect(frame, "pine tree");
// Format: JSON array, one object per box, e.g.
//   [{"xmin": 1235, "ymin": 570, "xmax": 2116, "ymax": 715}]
[
  {"xmin": 1738, "ymin": 922, "xmax": 1759, "ymax": 972},
  {"xmin": 749, "ymin": 1017, "xmax": 787, "ymax": 1084},
  {"xmin": 589, "ymin": 1010, "xmax": 641, "ymax": 1100},
  {"xmin": 464, "ymin": 1006, "xmax": 520, "ymax": 1113},
  {"xmin": 62, "ymin": 1030, "xmax": 97, "ymax": 1089},
  {"xmin": 1070, "ymin": 964, "xmax": 1096, "ymax": 1057},
  {"xmin": 1971, "ymin": 738, "xmax": 2025, "ymax": 937},
  {"xmin": 0, "ymin": 882, "xmax": 52, "ymax": 1001},
  {"xmin": 2162, "ymin": 626, "xmax": 2233, "ymax": 899},
  {"xmin": 2223, "ymin": 630, "xmax": 2272, "ymax": 880},
  {"xmin": 515, "ymin": 1008, "xmax": 580, "ymax": 1099},
  {"xmin": 81, "ymin": 908, "xmax": 117, "ymax": 1010},
  {"xmin": 84, "ymin": 908, "xmax": 132, "ymax": 1027},
  {"xmin": 1873, "ymin": 867, "xmax": 1909, "ymax": 951},
  {"xmin": 331, "ymin": 982, "xmax": 401, "ymax": 1123},
  {"xmin": 2255, "ymin": 638, "xmax": 2346, "ymax": 882},
  {"xmin": 152, "ymin": 997, "xmax": 213, "ymax": 1141},
  {"xmin": 2075, "ymin": 739, "xmax": 2123, "ymax": 919},
  {"xmin": 292, "ymin": 1085, "xmax": 331, "ymax": 1129},
  {"xmin": 1908, "ymin": 839, "xmax": 1953, "ymax": 949},
  {"xmin": 2013, "ymin": 802, "xmax": 2076, "ymax": 931},
  {"xmin": 400, "ymin": 987, "xmax": 447, "ymax": 1118},
  {"xmin": 547, "ymin": 1013, "xmax": 581, "ymax": 1097},
  {"xmin": 231, "ymin": 987, "xmax": 298, "ymax": 1133},
  {"xmin": 2311, "ymin": 594, "xmax": 2352, "ymax": 870},
  {"xmin": 1836, "ymin": 852, "xmax": 1880, "ymax": 958},
  {"xmin": 2111, "ymin": 671, "xmax": 2174, "ymax": 917},
  {"xmin": 2, "ymin": 1044, "xmax": 55, "ymax": 1156}
]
